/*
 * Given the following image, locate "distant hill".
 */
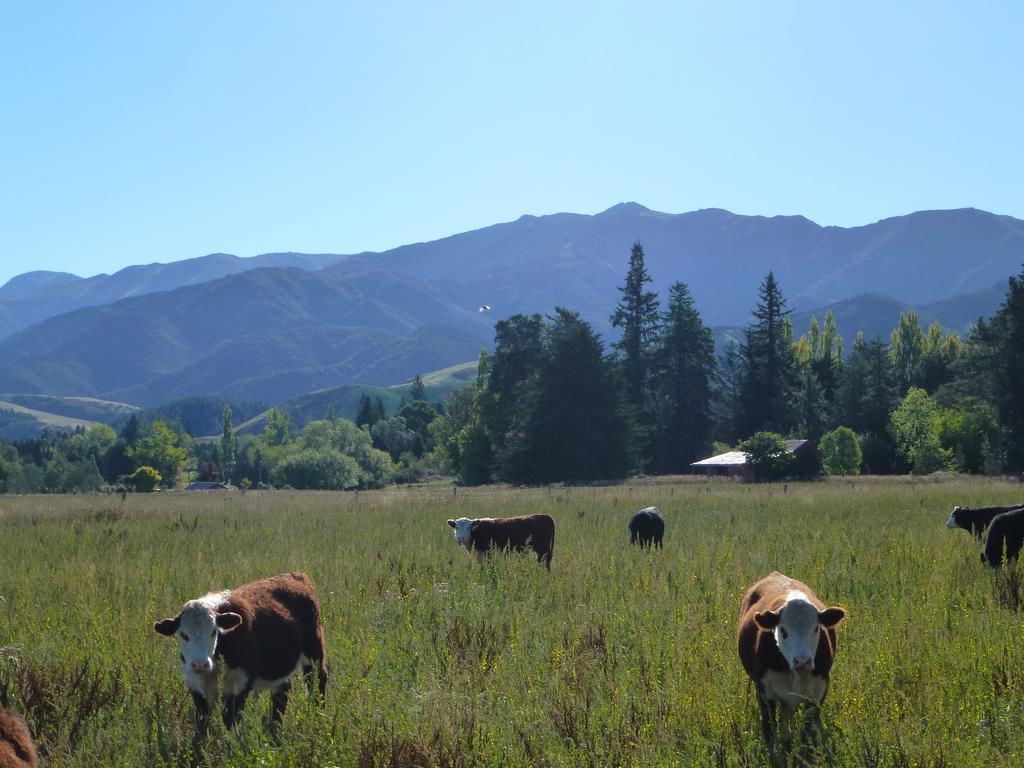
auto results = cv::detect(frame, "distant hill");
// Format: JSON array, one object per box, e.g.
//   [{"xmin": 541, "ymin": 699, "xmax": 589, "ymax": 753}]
[
  {"xmin": 234, "ymin": 360, "xmax": 479, "ymax": 437},
  {"xmin": 0, "ymin": 267, "xmax": 489, "ymax": 406},
  {"xmin": 0, "ymin": 252, "xmax": 345, "ymax": 339},
  {"xmin": 1, "ymin": 204, "xmax": 1020, "ymax": 407},
  {"xmin": 329, "ymin": 204, "xmax": 1024, "ymax": 328},
  {"xmin": 0, "ymin": 395, "xmax": 139, "ymax": 441}
]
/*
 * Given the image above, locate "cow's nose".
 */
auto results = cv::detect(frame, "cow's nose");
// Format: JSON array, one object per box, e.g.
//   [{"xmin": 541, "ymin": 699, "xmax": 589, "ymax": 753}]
[
  {"xmin": 191, "ymin": 659, "xmax": 212, "ymax": 673},
  {"xmin": 794, "ymin": 655, "xmax": 813, "ymax": 670}
]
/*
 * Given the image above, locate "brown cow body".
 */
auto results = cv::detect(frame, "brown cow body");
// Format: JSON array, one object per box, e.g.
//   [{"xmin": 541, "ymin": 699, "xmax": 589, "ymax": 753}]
[
  {"xmin": 155, "ymin": 572, "xmax": 328, "ymax": 730},
  {"xmin": 737, "ymin": 572, "xmax": 846, "ymax": 747},
  {"xmin": 0, "ymin": 709, "xmax": 36, "ymax": 768},
  {"xmin": 447, "ymin": 514, "xmax": 555, "ymax": 569}
]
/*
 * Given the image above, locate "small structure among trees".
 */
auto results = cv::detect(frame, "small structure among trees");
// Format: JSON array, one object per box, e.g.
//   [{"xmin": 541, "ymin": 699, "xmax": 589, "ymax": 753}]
[{"xmin": 690, "ymin": 438, "xmax": 818, "ymax": 482}]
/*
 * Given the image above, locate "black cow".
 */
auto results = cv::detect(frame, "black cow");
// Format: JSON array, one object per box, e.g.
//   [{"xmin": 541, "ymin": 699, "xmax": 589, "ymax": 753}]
[
  {"xmin": 982, "ymin": 508, "xmax": 1024, "ymax": 568},
  {"xmin": 629, "ymin": 506, "xmax": 664, "ymax": 549},
  {"xmin": 447, "ymin": 514, "xmax": 555, "ymax": 569},
  {"xmin": 947, "ymin": 504, "xmax": 1024, "ymax": 539}
]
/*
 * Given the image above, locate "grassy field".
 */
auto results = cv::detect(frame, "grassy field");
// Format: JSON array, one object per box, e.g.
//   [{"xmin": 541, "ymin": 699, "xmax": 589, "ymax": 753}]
[{"xmin": 1, "ymin": 477, "xmax": 1023, "ymax": 767}]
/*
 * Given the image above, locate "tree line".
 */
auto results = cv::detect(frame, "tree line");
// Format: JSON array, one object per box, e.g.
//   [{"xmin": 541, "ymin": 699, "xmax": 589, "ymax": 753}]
[
  {"xmin": 1, "ymin": 245, "xmax": 1022, "ymax": 492},
  {"xmin": 428, "ymin": 244, "xmax": 1024, "ymax": 483}
]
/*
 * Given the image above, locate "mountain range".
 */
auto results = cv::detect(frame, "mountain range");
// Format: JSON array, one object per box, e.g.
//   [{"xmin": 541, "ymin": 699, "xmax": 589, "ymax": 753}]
[{"xmin": 0, "ymin": 203, "xmax": 1020, "ymax": 407}]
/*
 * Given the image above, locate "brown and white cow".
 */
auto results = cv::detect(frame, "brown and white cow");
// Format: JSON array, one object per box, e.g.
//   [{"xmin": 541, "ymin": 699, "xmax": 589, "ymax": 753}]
[
  {"xmin": 155, "ymin": 571, "xmax": 328, "ymax": 731},
  {"xmin": 737, "ymin": 572, "xmax": 847, "ymax": 747},
  {"xmin": 447, "ymin": 514, "xmax": 555, "ymax": 569},
  {"xmin": 0, "ymin": 709, "xmax": 36, "ymax": 768}
]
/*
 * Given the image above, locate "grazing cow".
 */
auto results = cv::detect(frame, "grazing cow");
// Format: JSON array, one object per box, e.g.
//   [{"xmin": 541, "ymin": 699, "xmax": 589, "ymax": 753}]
[
  {"xmin": 629, "ymin": 506, "xmax": 664, "ymax": 549},
  {"xmin": 737, "ymin": 572, "xmax": 847, "ymax": 748},
  {"xmin": 155, "ymin": 572, "xmax": 328, "ymax": 731},
  {"xmin": 0, "ymin": 709, "xmax": 36, "ymax": 768},
  {"xmin": 947, "ymin": 504, "xmax": 1024, "ymax": 539},
  {"xmin": 981, "ymin": 508, "xmax": 1024, "ymax": 568},
  {"xmin": 447, "ymin": 514, "xmax": 555, "ymax": 569}
]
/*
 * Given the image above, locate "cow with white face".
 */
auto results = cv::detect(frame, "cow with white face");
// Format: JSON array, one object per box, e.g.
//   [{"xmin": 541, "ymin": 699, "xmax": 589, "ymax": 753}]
[
  {"xmin": 155, "ymin": 591, "xmax": 239, "ymax": 700},
  {"xmin": 446, "ymin": 514, "xmax": 555, "ymax": 569},
  {"xmin": 155, "ymin": 572, "xmax": 328, "ymax": 732},
  {"xmin": 737, "ymin": 571, "xmax": 846, "ymax": 748}
]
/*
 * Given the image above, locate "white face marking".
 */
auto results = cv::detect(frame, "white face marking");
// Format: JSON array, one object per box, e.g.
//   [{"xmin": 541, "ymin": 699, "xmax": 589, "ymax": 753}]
[
  {"xmin": 946, "ymin": 509, "xmax": 959, "ymax": 528},
  {"xmin": 451, "ymin": 517, "xmax": 474, "ymax": 549},
  {"xmin": 176, "ymin": 591, "xmax": 230, "ymax": 680},
  {"xmin": 773, "ymin": 598, "xmax": 821, "ymax": 672}
]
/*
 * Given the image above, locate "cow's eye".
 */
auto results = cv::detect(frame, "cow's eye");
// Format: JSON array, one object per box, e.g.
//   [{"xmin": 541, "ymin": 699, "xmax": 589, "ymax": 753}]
[
  {"xmin": 181, "ymin": 633, "xmax": 189, "ymax": 642},
  {"xmin": 780, "ymin": 628, "xmax": 788, "ymax": 639},
  {"xmin": 211, "ymin": 630, "xmax": 217, "ymax": 638}
]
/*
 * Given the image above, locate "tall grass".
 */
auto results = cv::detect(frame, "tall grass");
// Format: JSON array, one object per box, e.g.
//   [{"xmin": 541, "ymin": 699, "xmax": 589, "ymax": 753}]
[{"xmin": 0, "ymin": 477, "xmax": 1022, "ymax": 766}]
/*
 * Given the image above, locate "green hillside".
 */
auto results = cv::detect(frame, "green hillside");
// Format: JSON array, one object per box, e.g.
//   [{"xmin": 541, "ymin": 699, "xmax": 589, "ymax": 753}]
[
  {"xmin": 0, "ymin": 400, "xmax": 98, "ymax": 441},
  {"xmin": 233, "ymin": 360, "xmax": 478, "ymax": 437}
]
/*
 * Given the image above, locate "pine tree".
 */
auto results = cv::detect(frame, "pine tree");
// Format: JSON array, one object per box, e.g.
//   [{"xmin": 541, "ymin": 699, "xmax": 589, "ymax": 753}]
[
  {"xmin": 714, "ymin": 341, "xmax": 746, "ymax": 445},
  {"xmin": 354, "ymin": 394, "xmax": 374, "ymax": 428},
  {"xmin": 409, "ymin": 374, "xmax": 426, "ymax": 402},
  {"xmin": 501, "ymin": 309, "xmax": 635, "ymax": 483},
  {"xmin": 649, "ymin": 282, "xmax": 715, "ymax": 472},
  {"xmin": 740, "ymin": 272, "xmax": 796, "ymax": 436},
  {"xmin": 220, "ymin": 404, "xmax": 236, "ymax": 480},
  {"xmin": 373, "ymin": 396, "xmax": 386, "ymax": 424},
  {"xmin": 972, "ymin": 267, "xmax": 1024, "ymax": 468},
  {"xmin": 610, "ymin": 241, "xmax": 660, "ymax": 421}
]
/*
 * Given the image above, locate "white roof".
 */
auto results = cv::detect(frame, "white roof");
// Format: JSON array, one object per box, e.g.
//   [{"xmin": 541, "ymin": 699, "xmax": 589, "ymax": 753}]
[
  {"xmin": 691, "ymin": 439, "xmax": 810, "ymax": 467},
  {"xmin": 691, "ymin": 451, "xmax": 749, "ymax": 467}
]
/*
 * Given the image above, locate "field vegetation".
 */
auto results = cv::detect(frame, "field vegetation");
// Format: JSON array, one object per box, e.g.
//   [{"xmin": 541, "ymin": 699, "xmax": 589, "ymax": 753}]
[{"xmin": 1, "ymin": 477, "xmax": 1023, "ymax": 766}]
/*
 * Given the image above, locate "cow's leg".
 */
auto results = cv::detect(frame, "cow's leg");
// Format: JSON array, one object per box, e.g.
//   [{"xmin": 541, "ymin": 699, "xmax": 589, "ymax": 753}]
[
  {"xmin": 270, "ymin": 679, "xmax": 291, "ymax": 726},
  {"xmin": 221, "ymin": 687, "xmax": 250, "ymax": 729},
  {"xmin": 190, "ymin": 690, "xmax": 211, "ymax": 735},
  {"xmin": 303, "ymin": 627, "xmax": 329, "ymax": 703},
  {"xmin": 756, "ymin": 688, "xmax": 776, "ymax": 751}
]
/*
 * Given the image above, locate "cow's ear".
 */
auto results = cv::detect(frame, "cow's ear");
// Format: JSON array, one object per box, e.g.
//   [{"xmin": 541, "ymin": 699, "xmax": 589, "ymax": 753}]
[
  {"xmin": 216, "ymin": 612, "xmax": 243, "ymax": 632},
  {"xmin": 447, "ymin": 519, "xmax": 456, "ymax": 528},
  {"xmin": 818, "ymin": 606, "xmax": 847, "ymax": 627},
  {"xmin": 154, "ymin": 616, "xmax": 180, "ymax": 636},
  {"xmin": 753, "ymin": 610, "xmax": 780, "ymax": 630}
]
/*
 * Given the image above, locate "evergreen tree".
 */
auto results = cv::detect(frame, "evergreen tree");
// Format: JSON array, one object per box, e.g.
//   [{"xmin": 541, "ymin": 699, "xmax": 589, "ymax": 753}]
[
  {"xmin": 500, "ymin": 309, "xmax": 635, "ymax": 483},
  {"xmin": 373, "ymin": 396, "xmax": 386, "ymax": 424},
  {"xmin": 409, "ymin": 374, "xmax": 426, "ymax": 402},
  {"xmin": 610, "ymin": 242, "xmax": 660, "ymax": 422},
  {"xmin": 649, "ymin": 282, "xmax": 715, "ymax": 472},
  {"xmin": 485, "ymin": 314, "xmax": 546, "ymax": 452},
  {"xmin": 970, "ymin": 267, "xmax": 1024, "ymax": 468},
  {"xmin": 794, "ymin": 368, "xmax": 829, "ymax": 442},
  {"xmin": 220, "ymin": 404, "xmax": 236, "ymax": 479},
  {"xmin": 713, "ymin": 340, "xmax": 745, "ymax": 445},
  {"xmin": 740, "ymin": 272, "xmax": 797, "ymax": 436},
  {"xmin": 120, "ymin": 413, "xmax": 140, "ymax": 445},
  {"xmin": 355, "ymin": 394, "xmax": 374, "ymax": 428}
]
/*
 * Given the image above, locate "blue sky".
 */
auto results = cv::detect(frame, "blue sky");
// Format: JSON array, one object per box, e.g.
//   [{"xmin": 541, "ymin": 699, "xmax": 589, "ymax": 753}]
[{"xmin": 1, "ymin": 2, "xmax": 1021, "ymax": 286}]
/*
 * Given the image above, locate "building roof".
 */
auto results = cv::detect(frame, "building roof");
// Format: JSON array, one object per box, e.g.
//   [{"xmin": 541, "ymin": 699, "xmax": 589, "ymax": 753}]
[
  {"xmin": 691, "ymin": 439, "xmax": 810, "ymax": 467},
  {"xmin": 691, "ymin": 451, "xmax": 749, "ymax": 467}
]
